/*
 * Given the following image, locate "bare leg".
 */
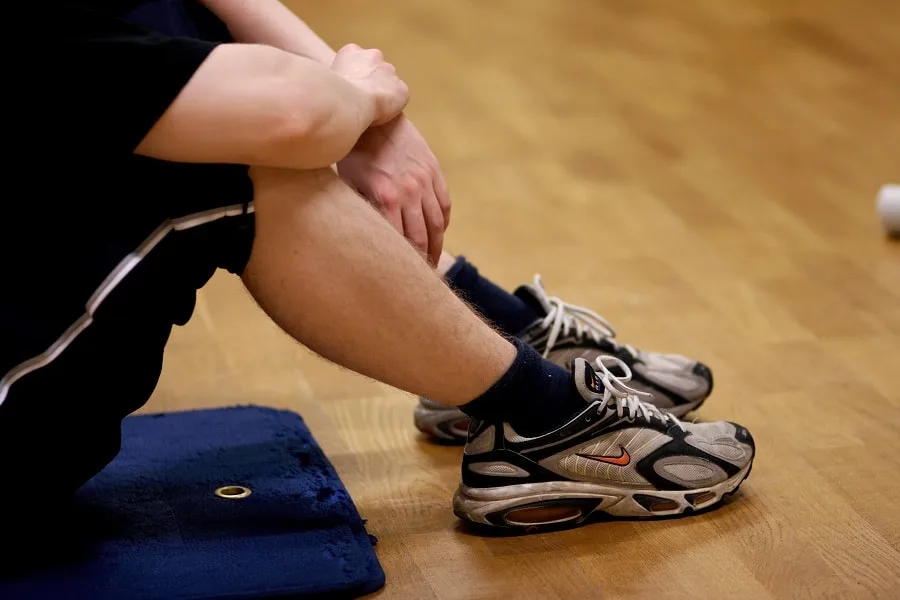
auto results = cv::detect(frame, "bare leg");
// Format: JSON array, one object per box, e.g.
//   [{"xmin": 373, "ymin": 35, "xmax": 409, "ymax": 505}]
[{"xmin": 242, "ymin": 167, "xmax": 516, "ymax": 406}]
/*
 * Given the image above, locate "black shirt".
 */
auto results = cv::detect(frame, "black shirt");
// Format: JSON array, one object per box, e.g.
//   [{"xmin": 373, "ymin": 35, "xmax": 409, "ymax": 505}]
[{"xmin": 23, "ymin": 1, "xmax": 221, "ymax": 162}]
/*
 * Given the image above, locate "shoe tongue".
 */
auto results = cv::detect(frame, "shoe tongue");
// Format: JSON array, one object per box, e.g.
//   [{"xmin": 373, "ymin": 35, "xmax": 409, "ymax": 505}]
[
  {"xmin": 573, "ymin": 358, "xmax": 606, "ymax": 402},
  {"xmin": 514, "ymin": 284, "xmax": 552, "ymax": 317}
]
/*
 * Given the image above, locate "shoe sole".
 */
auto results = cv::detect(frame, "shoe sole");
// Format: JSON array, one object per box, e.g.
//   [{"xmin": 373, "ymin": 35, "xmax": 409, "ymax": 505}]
[
  {"xmin": 452, "ymin": 461, "xmax": 752, "ymax": 533},
  {"xmin": 415, "ymin": 398, "xmax": 707, "ymax": 445}
]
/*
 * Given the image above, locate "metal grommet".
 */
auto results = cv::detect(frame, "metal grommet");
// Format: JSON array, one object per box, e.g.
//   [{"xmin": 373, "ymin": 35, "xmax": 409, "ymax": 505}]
[{"xmin": 215, "ymin": 485, "xmax": 252, "ymax": 500}]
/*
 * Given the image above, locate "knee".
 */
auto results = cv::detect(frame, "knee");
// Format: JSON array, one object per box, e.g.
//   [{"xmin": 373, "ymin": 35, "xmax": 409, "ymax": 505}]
[
  {"xmin": 248, "ymin": 166, "xmax": 364, "ymax": 236},
  {"xmin": 249, "ymin": 165, "xmax": 339, "ymax": 198}
]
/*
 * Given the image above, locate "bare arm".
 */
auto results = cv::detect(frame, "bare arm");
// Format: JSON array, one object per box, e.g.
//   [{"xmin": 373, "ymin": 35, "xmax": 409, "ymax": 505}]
[
  {"xmin": 137, "ymin": 2, "xmax": 407, "ymax": 169},
  {"xmin": 196, "ymin": 0, "xmax": 451, "ymax": 264},
  {"xmin": 198, "ymin": 0, "xmax": 336, "ymax": 64},
  {"xmin": 135, "ymin": 43, "xmax": 373, "ymax": 168}
]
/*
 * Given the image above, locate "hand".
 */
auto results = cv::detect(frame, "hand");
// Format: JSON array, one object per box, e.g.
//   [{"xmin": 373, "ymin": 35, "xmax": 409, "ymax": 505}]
[
  {"xmin": 330, "ymin": 44, "xmax": 409, "ymax": 126},
  {"xmin": 337, "ymin": 115, "xmax": 451, "ymax": 266}
]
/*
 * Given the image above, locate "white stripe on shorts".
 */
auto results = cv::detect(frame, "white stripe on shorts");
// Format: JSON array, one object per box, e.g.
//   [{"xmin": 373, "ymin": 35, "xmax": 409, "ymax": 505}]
[{"xmin": 0, "ymin": 203, "xmax": 255, "ymax": 408}]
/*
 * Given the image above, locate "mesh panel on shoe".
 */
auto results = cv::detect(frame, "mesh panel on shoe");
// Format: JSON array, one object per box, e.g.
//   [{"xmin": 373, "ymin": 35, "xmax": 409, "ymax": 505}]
[
  {"xmin": 503, "ymin": 423, "xmax": 533, "ymax": 443},
  {"xmin": 465, "ymin": 425, "xmax": 495, "ymax": 455},
  {"xmin": 632, "ymin": 352, "xmax": 707, "ymax": 399},
  {"xmin": 683, "ymin": 422, "xmax": 752, "ymax": 467},
  {"xmin": 661, "ymin": 462, "xmax": 716, "ymax": 482},
  {"xmin": 467, "ymin": 461, "xmax": 530, "ymax": 478},
  {"xmin": 654, "ymin": 455, "xmax": 728, "ymax": 488}
]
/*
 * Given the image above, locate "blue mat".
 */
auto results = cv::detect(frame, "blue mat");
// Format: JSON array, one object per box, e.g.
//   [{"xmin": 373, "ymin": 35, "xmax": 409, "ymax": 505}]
[{"xmin": 2, "ymin": 407, "xmax": 385, "ymax": 599}]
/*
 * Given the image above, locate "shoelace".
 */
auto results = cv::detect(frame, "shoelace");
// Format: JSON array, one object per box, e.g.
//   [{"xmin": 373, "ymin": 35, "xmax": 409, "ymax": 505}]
[
  {"xmin": 531, "ymin": 275, "xmax": 637, "ymax": 359},
  {"xmin": 592, "ymin": 356, "xmax": 684, "ymax": 431}
]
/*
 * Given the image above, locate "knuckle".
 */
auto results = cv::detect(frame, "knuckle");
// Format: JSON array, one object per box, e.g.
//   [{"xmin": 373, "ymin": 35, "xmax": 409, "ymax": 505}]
[
  {"xmin": 436, "ymin": 176, "xmax": 451, "ymax": 206},
  {"xmin": 376, "ymin": 186, "xmax": 400, "ymax": 209},
  {"xmin": 411, "ymin": 233, "xmax": 428, "ymax": 250},
  {"xmin": 401, "ymin": 177, "xmax": 420, "ymax": 197},
  {"xmin": 429, "ymin": 213, "xmax": 445, "ymax": 233},
  {"xmin": 413, "ymin": 168, "xmax": 431, "ymax": 187}
]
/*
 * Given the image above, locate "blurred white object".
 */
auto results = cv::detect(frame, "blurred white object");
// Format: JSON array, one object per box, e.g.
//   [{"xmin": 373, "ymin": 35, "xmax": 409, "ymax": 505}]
[{"xmin": 877, "ymin": 184, "xmax": 900, "ymax": 236}]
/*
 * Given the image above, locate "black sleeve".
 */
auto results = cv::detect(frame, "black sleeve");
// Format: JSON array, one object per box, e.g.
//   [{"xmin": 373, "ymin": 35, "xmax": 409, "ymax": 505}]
[{"xmin": 32, "ymin": 4, "xmax": 220, "ymax": 160}]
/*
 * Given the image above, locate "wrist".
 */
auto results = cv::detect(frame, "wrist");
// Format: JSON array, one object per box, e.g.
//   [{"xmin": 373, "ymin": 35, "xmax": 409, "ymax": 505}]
[{"xmin": 346, "ymin": 82, "xmax": 379, "ymax": 133}]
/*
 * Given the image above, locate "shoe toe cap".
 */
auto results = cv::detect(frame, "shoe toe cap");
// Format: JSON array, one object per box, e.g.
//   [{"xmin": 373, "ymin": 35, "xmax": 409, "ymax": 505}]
[
  {"xmin": 692, "ymin": 361, "xmax": 714, "ymax": 394},
  {"xmin": 728, "ymin": 421, "xmax": 755, "ymax": 455}
]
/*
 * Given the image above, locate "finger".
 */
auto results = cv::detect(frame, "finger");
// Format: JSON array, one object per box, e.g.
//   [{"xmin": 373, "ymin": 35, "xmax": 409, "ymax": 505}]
[
  {"xmin": 421, "ymin": 186, "xmax": 445, "ymax": 267},
  {"xmin": 382, "ymin": 205, "xmax": 404, "ymax": 237},
  {"xmin": 401, "ymin": 201, "xmax": 429, "ymax": 261},
  {"xmin": 433, "ymin": 167, "xmax": 451, "ymax": 230},
  {"xmin": 367, "ymin": 183, "xmax": 404, "ymax": 235}
]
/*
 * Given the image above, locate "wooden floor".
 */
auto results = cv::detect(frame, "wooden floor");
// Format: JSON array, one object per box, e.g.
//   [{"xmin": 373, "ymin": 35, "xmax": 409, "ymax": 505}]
[{"xmin": 144, "ymin": 0, "xmax": 900, "ymax": 598}]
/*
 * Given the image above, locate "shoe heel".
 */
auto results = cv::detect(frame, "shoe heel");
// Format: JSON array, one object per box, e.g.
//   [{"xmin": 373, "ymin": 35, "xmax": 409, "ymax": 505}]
[{"xmin": 414, "ymin": 402, "xmax": 469, "ymax": 443}]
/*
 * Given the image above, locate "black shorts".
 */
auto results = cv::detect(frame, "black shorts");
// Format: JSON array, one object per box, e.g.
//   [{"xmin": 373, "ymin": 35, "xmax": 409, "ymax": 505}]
[{"xmin": 0, "ymin": 0, "xmax": 253, "ymax": 505}]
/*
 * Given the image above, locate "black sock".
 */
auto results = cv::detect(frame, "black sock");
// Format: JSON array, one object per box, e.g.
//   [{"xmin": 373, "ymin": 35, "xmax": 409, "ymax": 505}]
[
  {"xmin": 445, "ymin": 256, "xmax": 539, "ymax": 336},
  {"xmin": 460, "ymin": 339, "xmax": 588, "ymax": 437}
]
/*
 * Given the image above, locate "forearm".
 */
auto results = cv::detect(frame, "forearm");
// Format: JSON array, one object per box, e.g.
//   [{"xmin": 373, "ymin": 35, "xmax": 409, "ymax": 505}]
[
  {"xmin": 136, "ymin": 44, "xmax": 373, "ymax": 169},
  {"xmin": 199, "ymin": 0, "xmax": 336, "ymax": 64}
]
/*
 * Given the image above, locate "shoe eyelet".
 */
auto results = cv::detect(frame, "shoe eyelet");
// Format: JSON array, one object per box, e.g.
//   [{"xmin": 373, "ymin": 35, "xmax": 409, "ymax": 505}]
[{"xmin": 215, "ymin": 485, "xmax": 252, "ymax": 500}]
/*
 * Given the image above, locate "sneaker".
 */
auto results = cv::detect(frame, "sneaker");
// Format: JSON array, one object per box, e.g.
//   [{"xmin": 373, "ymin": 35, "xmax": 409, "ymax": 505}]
[
  {"xmin": 414, "ymin": 276, "xmax": 714, "ymax": 442},
  {"xmin": 452, "ymin": 357, "xmax": 754, "ymax": 532}
]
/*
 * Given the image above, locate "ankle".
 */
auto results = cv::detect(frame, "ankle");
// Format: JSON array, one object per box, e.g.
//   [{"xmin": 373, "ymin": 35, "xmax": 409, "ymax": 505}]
[
  {"xmin": 444, "ymin": 257, "xmax": 540, "ymax": 336},
  {"xmin": 460, "ymin": 339, "xmax": 587, "ymax": 437}
]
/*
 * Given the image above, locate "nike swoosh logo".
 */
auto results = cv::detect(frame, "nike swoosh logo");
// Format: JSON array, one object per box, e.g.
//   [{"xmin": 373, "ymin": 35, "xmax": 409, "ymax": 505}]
[{"xmin": 576, "ymin": 446, "xmax": 630, "ymax": 466}]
